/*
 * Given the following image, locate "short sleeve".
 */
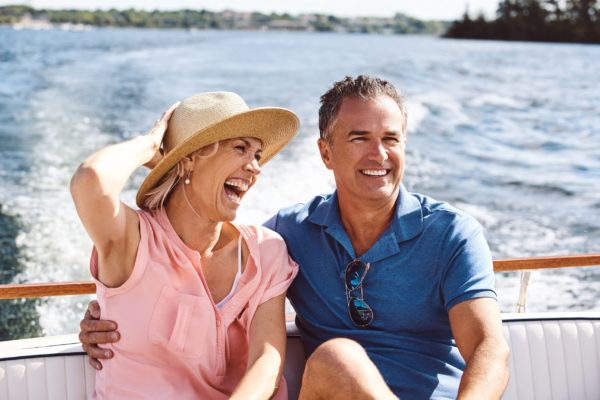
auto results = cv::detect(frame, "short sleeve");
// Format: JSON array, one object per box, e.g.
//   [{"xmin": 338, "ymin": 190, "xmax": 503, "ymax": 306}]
[
  {"xmin": 257, "ymin": 228, "xmax": 299, "ymax": 305},
  {"xmin": 262, "ymin": 213, "xmax": 278, "ymax": 231},
  {"xmin": 441, "ymin": 215, "xmax": 497, "ymax": 311}
]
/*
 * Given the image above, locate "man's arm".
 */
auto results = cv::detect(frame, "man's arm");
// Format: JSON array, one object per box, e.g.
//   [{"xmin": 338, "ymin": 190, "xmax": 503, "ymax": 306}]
[
  {"xmin": 79, "ymin": 300, "xmax": 120, "ymax": 370},
  {"xmin": 449, "ymin": 297, "xmax": 510, "ymax": 400}
]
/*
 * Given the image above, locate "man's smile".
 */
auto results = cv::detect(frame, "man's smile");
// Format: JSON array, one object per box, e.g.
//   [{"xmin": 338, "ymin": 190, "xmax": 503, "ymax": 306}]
[{"xmin": 360, "ymin": 169, "xmax": 391, "ymax": 177}]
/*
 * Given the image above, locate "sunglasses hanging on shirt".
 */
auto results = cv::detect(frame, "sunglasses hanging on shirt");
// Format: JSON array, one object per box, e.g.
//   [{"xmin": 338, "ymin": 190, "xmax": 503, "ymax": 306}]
[{"xmin": 344, "ymin": 259, "xmax": 373, "ymax": 327}]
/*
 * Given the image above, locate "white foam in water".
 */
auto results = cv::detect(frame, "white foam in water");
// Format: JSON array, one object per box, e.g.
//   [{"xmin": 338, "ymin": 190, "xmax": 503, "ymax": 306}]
[
  {"xmin": 237, "ymin": 133, "xmax": 335, "ymax": 225},
  {"xmin": 467, "ymin": 93, "xmax": 524, "ymax": 109},
  {"xmin": 415, "ymin": 91, "xmax": 472, "ymax": 129},
  {"xmin": 406, "ymin": 99, "xmax": 428, "ymax": 133},
  {"xmin": 4, "ymin": 84, "xmax": 110, "ymax": 335},
  {"xmin": 453, "ymin": 202, "xmax": 499, "ymax": 228}
]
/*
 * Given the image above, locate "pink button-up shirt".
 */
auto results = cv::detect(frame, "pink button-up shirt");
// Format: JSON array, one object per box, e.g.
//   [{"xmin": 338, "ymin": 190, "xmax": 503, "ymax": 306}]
[{"xmin": 91, "ymin": 208, "xmax": 298, "ymax": 399}]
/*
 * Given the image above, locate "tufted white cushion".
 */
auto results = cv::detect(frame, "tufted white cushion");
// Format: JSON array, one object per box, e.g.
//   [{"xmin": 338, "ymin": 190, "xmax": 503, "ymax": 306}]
[
  {"xmin": 0, "ymin": 329, "xmax": 304, "ymax": 400},
  {"xmin": 1, "ymin": 314, "xmax": 599, "ymax": 400},
  {"xmin": 0, "ymin": 335, "xmax": 95, "ymax": 399},
  {"xmin": 502, "ymin": 313, "xmax": 600, "ymax": 400}
]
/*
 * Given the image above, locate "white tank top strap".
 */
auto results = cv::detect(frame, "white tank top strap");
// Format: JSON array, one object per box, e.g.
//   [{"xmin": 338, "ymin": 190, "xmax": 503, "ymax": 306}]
[
  {"xmin": 237, "ymin": 233, "xmax": 243, "ymax": 274},
  {"xmin": 215, "ymin": 234, "xmax": 243, "ymax": 309}
]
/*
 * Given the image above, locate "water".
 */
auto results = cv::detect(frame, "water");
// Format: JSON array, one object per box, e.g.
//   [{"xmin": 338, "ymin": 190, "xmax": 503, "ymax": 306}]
[{"xmin": 0, "ymin": 27, "xmax": 599, "ymax": 337}]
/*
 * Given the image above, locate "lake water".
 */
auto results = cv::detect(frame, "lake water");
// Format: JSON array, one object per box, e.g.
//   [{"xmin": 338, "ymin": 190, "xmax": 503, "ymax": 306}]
[{"xmin": 1, "ymin": 27, "xmax": 599, "ymax": 336}]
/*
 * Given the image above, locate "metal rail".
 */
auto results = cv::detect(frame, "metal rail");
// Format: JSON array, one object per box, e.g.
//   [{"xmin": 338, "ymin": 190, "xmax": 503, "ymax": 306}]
[{"xmin": 0, "ymin": 254, "xmax": 599, "ymax": 300}]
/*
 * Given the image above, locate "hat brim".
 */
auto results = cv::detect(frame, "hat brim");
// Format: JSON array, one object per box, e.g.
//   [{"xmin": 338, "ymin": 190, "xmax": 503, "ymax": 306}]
[{"xmin": 136, "ymin": 107, "xmax": 299, "ymax": 208}]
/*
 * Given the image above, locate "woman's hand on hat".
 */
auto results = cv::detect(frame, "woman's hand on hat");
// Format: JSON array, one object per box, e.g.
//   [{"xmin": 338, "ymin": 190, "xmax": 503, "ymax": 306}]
[{"xmin": 143, "ymin": 101, "xmax": 180, "ymax": 169}]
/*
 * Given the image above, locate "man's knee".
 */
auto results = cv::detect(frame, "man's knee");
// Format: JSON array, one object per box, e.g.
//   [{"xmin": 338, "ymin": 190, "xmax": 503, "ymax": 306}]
[
  {"xmin": 305, "ymin": 338, "xmax": 369, "ymax": 376},
  {"xmin": 300, "ymin": 338, "xmax": 396, "ymax": 400}
]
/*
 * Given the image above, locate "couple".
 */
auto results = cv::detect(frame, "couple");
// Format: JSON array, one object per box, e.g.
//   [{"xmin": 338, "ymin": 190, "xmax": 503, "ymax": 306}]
[{"xmin": 73, "ymin": 75, "xmax": 509, "ymax": 399}]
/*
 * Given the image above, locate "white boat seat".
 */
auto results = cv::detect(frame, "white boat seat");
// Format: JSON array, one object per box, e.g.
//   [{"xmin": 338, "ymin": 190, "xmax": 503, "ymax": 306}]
[
  {"xmin": 502, "ymin": 313, "xmax": 600, "ymax": 400},
  {"xmin": 1, "ymin": 313, "xmax": 598, "ymax": 400}
]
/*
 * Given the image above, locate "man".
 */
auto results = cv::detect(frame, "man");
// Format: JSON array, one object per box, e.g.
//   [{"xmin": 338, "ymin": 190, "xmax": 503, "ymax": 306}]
[{"xmin": 80, "ymin": 75, "xmax": 509, "ymax": 399}]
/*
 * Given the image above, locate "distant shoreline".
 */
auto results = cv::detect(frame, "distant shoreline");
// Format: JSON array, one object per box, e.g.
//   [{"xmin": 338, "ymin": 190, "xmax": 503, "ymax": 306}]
[
  {"xmin": 0, "ymin": 5, "xmax": 448, "ymax": 35},
  {"xmin": 4, "ymin": 3, "xmax": 599, "ymax": 44}
]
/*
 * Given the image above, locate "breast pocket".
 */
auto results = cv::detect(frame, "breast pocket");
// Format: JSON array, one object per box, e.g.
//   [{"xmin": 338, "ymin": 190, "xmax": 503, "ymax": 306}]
[{"xmin": 148, "ymin": 286, "xmax": 215, "ymax": 358}]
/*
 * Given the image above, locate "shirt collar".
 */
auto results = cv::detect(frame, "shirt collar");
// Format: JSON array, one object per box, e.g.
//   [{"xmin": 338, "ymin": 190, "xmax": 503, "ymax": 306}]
[
  {"xmin": 308, "ymin": 184, "xmax": 423, "ymax": 245},
  {"xmin": 391, "ymin": 184, "xmax": 423, "ymax": 243},
  {"xmin": 307, "ymin": 191, "xmax": 341, "ymax": 228}
]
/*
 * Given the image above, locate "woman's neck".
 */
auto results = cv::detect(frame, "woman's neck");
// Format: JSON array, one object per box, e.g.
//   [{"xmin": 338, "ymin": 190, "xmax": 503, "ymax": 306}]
[{"xmin": 165, "ymin": 188, "xmax": 233, "ymax": 257}]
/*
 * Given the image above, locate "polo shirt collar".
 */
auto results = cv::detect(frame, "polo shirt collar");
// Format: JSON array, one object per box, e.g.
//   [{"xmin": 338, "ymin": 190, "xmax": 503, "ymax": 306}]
[
  {"xmin": 308, "ymin": 185, "xmax": 423, "ymax": 262},
  {"xmin": 392, "ymin": 184, "xmax": 423, "ymax": 243}
]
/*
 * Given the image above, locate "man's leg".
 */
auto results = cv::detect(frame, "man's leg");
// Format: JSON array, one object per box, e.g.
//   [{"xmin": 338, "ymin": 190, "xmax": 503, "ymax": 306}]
[{"xmin": 298, "ymin": 338, "xmax": 398, "ymax": 400}]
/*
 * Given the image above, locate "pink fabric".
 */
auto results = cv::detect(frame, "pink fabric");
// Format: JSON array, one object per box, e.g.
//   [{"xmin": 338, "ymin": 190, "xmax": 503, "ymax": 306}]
[{"xmin": 90, "ymin": 208, "xmax": 298, "ymax": 399}]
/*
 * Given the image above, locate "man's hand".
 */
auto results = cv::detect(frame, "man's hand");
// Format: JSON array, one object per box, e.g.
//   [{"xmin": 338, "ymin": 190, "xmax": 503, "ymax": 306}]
[{"xmin": 79, "ymin": 300, "xmax": 120, "ymax": 370}]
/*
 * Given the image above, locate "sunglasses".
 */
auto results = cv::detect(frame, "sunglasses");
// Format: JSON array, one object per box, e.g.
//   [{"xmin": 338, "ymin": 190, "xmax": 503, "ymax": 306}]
[{"xmin": 345, "ymin": 259, "xmax": 373, "ymax": 327}]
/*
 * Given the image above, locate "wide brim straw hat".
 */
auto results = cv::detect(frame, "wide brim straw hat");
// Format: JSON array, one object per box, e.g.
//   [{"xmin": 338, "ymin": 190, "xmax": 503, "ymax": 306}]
[{"xmin": 136, "ymin": 91, "xmax": 299, "ymax": 207}]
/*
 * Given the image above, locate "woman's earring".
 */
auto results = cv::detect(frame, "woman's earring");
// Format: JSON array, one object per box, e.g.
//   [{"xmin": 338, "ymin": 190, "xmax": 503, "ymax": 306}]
[{"xmin": 184, "ymin": 171, "xmax": 191, "ymax": 185}]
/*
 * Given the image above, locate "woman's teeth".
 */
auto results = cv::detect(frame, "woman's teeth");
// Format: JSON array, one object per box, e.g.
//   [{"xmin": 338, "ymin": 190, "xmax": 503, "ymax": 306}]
[
  {"xmin": 224, "ymin": 178, "xmax": 250, "ymax": 203},
  {"xmin": 224, "ymin": 179, "xmax": 249, "ymax": 191}
]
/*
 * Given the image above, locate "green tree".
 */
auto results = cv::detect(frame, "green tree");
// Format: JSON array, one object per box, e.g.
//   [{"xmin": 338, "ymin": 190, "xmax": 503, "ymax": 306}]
[{"xmin": 445, "ymin": 0, "xmax": 600, "ymax": 43}]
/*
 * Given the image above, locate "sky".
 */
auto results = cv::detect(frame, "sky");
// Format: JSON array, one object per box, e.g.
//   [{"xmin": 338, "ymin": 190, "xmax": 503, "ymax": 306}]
[{"xmin": 0, "ymin": 0, "xmax": 501, "ymax": 20}]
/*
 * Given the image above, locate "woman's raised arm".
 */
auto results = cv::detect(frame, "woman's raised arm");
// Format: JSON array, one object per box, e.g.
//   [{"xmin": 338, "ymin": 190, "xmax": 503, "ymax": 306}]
[{"xmin": 70, "ymin": 102, "xmax": 178, "ymax": 286}]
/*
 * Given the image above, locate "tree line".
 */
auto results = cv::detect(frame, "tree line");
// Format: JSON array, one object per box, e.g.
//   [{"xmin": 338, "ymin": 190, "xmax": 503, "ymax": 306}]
[
  {"xmin": 0, "ymin": 5, "xmax": 446, "ymax": 34},
  {"xmin": 445, "ymin": 0, "xmax": 600, "ymax": 43}
]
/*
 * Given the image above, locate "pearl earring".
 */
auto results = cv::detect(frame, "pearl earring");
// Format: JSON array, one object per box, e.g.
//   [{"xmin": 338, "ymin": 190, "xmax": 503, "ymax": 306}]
[{"xmin": 184, "ymin": 171, "xmax": 191, "ymax": 185}]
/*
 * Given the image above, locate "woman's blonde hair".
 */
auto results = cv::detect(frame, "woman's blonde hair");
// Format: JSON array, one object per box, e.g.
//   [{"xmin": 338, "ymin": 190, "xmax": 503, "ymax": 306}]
[{"xmin": 140, "ymin": 142, "xmax": 220, "ymax": 210}]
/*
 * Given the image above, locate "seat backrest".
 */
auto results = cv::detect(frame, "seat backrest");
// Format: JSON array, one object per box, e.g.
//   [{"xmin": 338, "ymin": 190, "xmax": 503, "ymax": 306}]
[
  {"xmin": 0, "ymin": 331, "xmax": 306, "ymax": 400},
  {"xmin": 501, "ymin": 313, "xmax": 600, "ymax": 400},
  {"xmin": 1, "ymin": 314, "xmax": 599, "ymax": 400},
  {"xmin": 0, "ymin": 335, "xmax": 95, "ymax": 399}
]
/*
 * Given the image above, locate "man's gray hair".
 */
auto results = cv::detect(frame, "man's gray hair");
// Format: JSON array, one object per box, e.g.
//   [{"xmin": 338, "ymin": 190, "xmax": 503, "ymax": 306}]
[{"xmin": 318, "ymin": 75, "xmax": 407, "ymax": 142}]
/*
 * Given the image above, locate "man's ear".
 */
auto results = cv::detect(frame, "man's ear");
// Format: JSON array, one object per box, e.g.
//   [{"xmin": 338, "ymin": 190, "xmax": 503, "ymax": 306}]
[{"xmin": 318, "ymin": 138, "xmax": 333, "ymax": 170}]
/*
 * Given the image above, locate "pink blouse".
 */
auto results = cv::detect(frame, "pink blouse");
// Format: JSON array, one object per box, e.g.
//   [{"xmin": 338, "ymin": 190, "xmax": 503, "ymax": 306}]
[{"xmin": 90, "ymin": 208, "xmax": 298, "ymax": 399}]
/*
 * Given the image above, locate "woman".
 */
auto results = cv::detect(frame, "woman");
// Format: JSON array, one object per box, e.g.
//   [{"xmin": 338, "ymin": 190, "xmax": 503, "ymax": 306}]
[{"xmin": 70, "ymin": 92, "xmax": 300, "ymax": 399}]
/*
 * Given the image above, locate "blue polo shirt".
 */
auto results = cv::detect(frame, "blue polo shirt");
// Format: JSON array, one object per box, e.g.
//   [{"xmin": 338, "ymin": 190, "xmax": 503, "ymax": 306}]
[{"xmin": 265, "ymin": 185, "xmax": 496, "ymax": 400}]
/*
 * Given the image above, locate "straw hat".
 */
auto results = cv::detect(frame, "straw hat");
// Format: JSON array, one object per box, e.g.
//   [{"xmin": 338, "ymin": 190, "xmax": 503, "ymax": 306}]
[{"xmin": 136, "ymin": 91, "xmax": 299, "ymax": 207}]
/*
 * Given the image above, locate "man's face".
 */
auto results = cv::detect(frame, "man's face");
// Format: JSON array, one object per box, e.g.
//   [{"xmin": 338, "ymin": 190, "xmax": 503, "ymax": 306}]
[{"xmin": 318, "ymin": 95, "xmax": 406, "ymax": 205}]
